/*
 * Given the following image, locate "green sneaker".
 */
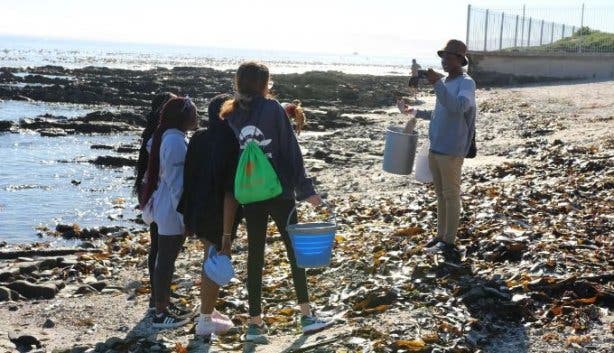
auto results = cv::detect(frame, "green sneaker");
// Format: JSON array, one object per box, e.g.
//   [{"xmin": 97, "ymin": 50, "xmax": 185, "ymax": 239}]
[
  {"xmin": 301, "ymin": 314, "xmax": 334, "ymax": 335},
  {"xmin": 244, "ymin": 323, "xmax": 269, "ymax": 343}
]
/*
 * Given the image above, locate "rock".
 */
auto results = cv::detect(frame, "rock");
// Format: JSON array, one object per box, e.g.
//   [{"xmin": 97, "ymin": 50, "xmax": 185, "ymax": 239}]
[
  {"xmin": 91, "ymin": 144, "xmax": 114, "ymax": 150},
  {"xmin": 70, "ymin": 345, "xmax": 91, "ymax": 353},
  {"xmin": 0, "ymin": 267, "xmax": 20, "ymax": 281},
  {"xmin": 90, "ymin": 156, "xmax": 137, "ymax": 167},
  {"xmin": 8, "ymin": 332, "xmax": 42, "ymax": 350},
  {"xmin": 0, "ymin": 120, "xmax": 15, "ymax": 132},
  {"xmin": 55, "ymin": 224, "xmax": 82, "ymax": 239},
  {"xmin": 79, "ymin": 241, "xmax": 97, "ymax": 249},
  {"xmin": 115, "ymin": 144, "xmax": 139, "ymax": 153},
  {"xmin": 39, "ymin": 128, "xmax": 68, "ymax": 137},
  {"xmin": 74, "ymin": 284, "xmax": 98, "ymax": 295},
  {"xmin": 90, "ymin": 281, "xmax": 107, "ymax": 292},
  {"xmin": 0, "ymin": 285, "xmax": 20, "ymax": 301},
  {"xmin": 104, "ymin": 337, "xmax": 125, "ymax": 349},
  {"xmin": 94, "ymin": 342, "xmax": 108, "ymax": 352},
  {"xmin": 38, "ymin": 258, "xmax": 59, "ymax": 271},
  {"xmin": 43, "ymin": 318, "xmax": 55, "ymax": 328},
  {"xmin": 7, "ymin": 280, "xmax": 58, "ymax": 299},
  {"xmin": 12, "ymin": 94, "xmax": 34, "ymax": 101},
  {"xmin": 19, "ymin": 117, "xmax": 139, "ymax": 135},
  {"xmin": 17, "ymin": 261, "xmax": 40, "ymax": 274}
]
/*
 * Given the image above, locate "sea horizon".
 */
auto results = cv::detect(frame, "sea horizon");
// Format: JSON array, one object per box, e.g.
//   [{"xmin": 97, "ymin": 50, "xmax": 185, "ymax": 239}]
[{"xmin": 0, "ymin": 34, "xmax": 442, "ymax": 75}]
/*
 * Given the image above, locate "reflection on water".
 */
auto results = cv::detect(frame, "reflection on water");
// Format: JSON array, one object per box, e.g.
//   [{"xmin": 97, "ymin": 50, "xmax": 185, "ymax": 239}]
[{"xmin": 0, "ymin": 101, "xmax": 141, "ymax": 243}]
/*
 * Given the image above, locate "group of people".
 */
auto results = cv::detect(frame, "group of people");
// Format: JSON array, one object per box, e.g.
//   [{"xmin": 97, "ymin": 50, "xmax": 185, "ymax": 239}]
[
  {"xmin": 132, "ymin": 38, "xmax": 476, "ymax": 343},
  {"xmin": 134, "ymin": 62, "xmax": 332, "ymax": 342}
]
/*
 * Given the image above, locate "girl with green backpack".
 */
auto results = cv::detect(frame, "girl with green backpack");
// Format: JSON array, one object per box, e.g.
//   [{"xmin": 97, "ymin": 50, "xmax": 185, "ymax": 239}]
[{"xmin": 220, "ymin": 62, "xmax": 333, "ymax": 342}]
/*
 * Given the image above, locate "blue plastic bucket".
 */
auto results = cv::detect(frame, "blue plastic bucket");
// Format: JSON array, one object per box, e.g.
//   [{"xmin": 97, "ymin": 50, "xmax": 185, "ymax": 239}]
[{"xmin": 286, "ymin": 207, "xmax": 336, "ymax": 268}]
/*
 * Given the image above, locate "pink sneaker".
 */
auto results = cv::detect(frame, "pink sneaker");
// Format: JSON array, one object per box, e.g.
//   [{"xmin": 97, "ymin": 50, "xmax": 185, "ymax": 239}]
[{"xmin": 212, "ymin": 309, "xmax": 234, "ymax": 333}]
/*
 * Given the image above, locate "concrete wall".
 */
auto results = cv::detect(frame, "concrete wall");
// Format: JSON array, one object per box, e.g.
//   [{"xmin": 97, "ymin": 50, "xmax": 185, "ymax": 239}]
[{"xmin": 468, "ymin": 52, "xmax": 614, "ymax": 85}]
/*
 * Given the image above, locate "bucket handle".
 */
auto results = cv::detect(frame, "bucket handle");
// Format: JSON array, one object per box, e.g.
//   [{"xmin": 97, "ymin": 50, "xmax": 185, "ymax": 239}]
[{"xmin": 286, "ymin": 201, "xmax": 336, "ymax": 230}]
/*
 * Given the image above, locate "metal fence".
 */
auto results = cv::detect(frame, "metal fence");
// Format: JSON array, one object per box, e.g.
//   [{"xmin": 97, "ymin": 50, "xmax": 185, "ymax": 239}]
[{"xmin": 466, "ymin": 4, "xmax": 614, "ymax": 53}]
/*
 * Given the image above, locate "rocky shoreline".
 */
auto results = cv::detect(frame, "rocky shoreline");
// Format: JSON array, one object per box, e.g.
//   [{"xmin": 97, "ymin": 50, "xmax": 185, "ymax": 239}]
[{"xmin": 0, "ymin": 67, "xmax": 613, "ymax": 353}]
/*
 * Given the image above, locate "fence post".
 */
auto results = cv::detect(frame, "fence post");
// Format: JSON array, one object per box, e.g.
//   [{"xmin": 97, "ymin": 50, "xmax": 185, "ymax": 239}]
[
  {"xmin": 578, "ymin": 3, "xmax": 584, "ymax": 53},
  {"xmin": 520, "ymin": 4, "xmax": 526, "ymax": 47},
  {"xmin": 484, "ymin": 9, "xmax": 489, "ymax": 51},
  {"xmin": 540, "ymin": 19, "xmax": 545, "ymax": 45},
  {"xmin": 514, "ymin": 15, "xmax": 519, "ymax": 47},
  {"xmin": 527, "ymin": 17, "xmax": 532, "ymax": 46},
  {"xmin": 466, "ymin": 4, "xmax": 471, "ymax": 49},
  {"xmin": 499, "ymin": 12, "xmax": 505, "ymax": 50},
  {"xmin": 550, "ymin": 22, "xmax": 555, "ymax": 43}
]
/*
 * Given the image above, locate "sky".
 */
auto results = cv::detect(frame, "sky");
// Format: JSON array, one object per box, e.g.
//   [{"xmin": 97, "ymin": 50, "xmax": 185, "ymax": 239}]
[{"xmin": 1, "ymin": 0, "xmax": 612, "ymax": 58}]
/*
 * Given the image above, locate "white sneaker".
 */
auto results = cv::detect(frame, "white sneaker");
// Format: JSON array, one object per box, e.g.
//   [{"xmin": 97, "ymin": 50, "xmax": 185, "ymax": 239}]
[
  {"xmin": 196, "ymin": 315, "xmax": 215, "ymax": 336},
  {"xmin": 212, "ymin": 309, "xmax": 234, "ymax": 333}
]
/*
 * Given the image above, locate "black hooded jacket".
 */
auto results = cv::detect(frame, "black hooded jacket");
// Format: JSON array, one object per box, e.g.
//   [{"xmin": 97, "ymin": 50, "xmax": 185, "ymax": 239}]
[{"xmin": 177, "ymin": 94, "xmax": 241, "ymax": 242}]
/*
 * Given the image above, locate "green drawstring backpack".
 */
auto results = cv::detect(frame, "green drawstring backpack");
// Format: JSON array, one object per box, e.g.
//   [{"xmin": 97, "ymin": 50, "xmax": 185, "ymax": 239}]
[
  {"xmin": 234, "ymin": 138, "xmax": 282, "ymax": 204},
  {"xmin": 232, "ymin": 103, "xmax": 282, "ymax": 204}
]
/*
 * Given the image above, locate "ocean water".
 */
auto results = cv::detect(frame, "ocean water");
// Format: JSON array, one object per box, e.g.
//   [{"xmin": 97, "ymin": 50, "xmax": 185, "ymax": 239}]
[
  {"xmin": 0, "ymin": 35, "xmax": 441, "ymax": 75},
  {"xmin": 0, "ymin": 99, "xmax": 138, "ymax": 243},
  {"xmin": 0, "ymin": 127, "xmax": 140, "ymax": 243}
]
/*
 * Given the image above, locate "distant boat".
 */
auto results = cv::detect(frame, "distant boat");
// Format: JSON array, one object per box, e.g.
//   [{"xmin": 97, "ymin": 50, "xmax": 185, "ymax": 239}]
[{"xmin": 352, "ymin": 52, "xmax": 359, "ymax": 55}]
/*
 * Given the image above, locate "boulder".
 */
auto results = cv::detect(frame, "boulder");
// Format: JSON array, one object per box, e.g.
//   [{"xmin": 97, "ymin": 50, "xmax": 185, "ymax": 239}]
[
  {"xmin": 7, "ymin": 280, "xmax": 59, "ymax": 299},
  {"xmin": 90, "ymin": 156, "xmax": 137, "ymax": 167},
  {"xmin": 0, "ymin": 120, "xmax": 15, "ymax": 132}
]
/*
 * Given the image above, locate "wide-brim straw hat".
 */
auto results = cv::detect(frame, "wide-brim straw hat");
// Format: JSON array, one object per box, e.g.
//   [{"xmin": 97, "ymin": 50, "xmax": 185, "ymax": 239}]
[{"xmin": 437, "ymin": 39, "xmax": 469, "ymax": 66}]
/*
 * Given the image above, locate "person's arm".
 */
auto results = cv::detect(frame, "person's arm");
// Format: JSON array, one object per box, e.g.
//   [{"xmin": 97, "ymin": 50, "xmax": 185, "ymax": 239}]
[
  {"xmin": 220, "ymin": 192, "xmax": 238, "ymax": 256},
  {"xmin": 433, "ymin": 78, "xmax": 476, "ymax": 114},
  {"xmin": 221, "ymin": 127, "xmax": 240, "ymax": 255},
  {"xmin": 276, "ymin": 104, "xmax": 316, "ymax": 201},
  {"xmin": 415, "ymin": 109, "xmax": 432, "ymax": 120},
  {"xmin": 397, "ymin": 100, "xmax": 432, "ymax": 120},
  {"xmin": 161, "ymin": 135, "xmax": 188, "ymax": 214}
]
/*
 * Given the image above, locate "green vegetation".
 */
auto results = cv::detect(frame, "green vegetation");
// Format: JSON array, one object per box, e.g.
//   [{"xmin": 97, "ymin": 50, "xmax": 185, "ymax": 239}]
[{"xmin": 504, "ymin": 27, "xmax": 614, "ymax": 53}]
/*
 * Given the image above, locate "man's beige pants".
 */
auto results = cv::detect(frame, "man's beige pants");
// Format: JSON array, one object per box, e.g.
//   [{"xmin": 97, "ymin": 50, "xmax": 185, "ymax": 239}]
[{"xmin": 428, "ymin": 152, "xmax": 464, "ymax": 244}]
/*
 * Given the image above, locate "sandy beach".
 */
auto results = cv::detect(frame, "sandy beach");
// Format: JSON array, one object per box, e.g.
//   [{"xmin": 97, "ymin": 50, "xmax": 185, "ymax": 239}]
[{"xmin": 1, "ymin": 73, "xmax": 612, "ymax": 353}]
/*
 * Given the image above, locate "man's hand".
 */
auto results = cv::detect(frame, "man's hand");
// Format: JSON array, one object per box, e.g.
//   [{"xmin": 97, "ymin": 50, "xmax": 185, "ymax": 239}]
[
  {"xmin": 220, "ymin": 235, "xmax": 232, "ymax": 257},
  {"xmin": 426, "ymin": 69, "xmax": 444, "ymax": 84},
  {"xmin": 397, "ymin": 99, "xmax": 416, "ymax": 116}
]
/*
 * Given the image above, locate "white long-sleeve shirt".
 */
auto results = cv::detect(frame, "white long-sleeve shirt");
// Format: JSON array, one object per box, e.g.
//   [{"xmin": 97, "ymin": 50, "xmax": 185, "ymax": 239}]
[{"xmin": 147, "ymin": 129, "xmax": 188, "ymax": 235}]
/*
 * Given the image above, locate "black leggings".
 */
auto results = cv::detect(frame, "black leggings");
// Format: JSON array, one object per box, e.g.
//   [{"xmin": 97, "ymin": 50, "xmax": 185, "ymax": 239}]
[
  {"xmin": 244, "ymin": 197, "xmax": 309, "ymax": 316},
  {"xmin": 148, "ymin": 223, "xmax": 185, "ymax": 309},
  {"xmin": 148, "ymin": 223, "xmax": 158, "ymax": 308}
]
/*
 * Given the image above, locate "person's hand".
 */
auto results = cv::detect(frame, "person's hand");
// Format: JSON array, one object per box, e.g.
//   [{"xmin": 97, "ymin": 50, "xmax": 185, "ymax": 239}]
[
  {"xmin": 397, "ymin": 99, "xmax": 415, "ymax": 116},
  {"xmin": 306, "ymin": 194, "xmax": 322, "ymax": 207},
  {"xmin": 220, "ymin": 235, "xmax": 232, "ymax": 257},
  {"xmin": 426, "ymin": 68, "xmax": 444, "ymax": 84}
]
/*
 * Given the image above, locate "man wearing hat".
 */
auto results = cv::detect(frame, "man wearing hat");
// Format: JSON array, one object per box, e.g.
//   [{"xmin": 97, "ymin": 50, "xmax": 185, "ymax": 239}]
[{"xmin": 398, "ymin": 39, "xmax": 476, "ymax": 257}]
